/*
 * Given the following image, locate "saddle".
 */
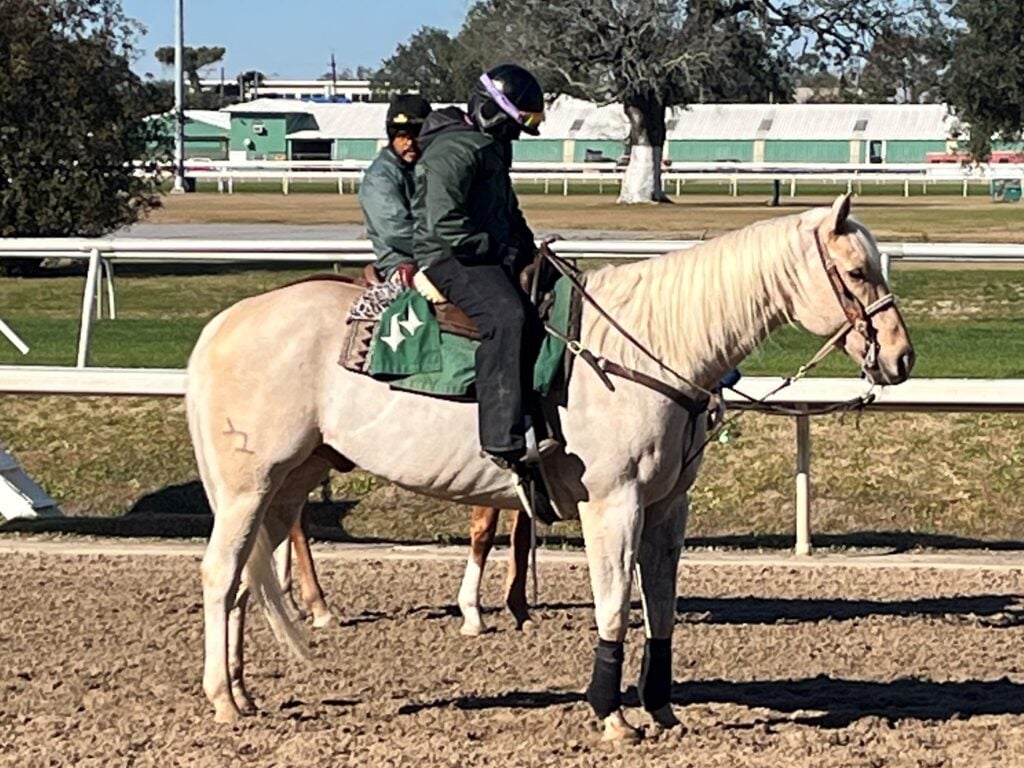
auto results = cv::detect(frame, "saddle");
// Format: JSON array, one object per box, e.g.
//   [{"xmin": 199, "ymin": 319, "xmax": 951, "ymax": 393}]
[
  {"xmin": 360, "ymin": 264, "xmax": 481, "ymax": 340},
  {"xmin": 340, "ymin": 251, "xmax": 573, "ymax": 391}
]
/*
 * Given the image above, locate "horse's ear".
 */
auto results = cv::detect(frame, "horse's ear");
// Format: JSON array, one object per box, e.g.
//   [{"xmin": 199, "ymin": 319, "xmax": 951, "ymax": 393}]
[{"xmin": 826, "ymin": 194, "xmax": 852, "ymax": 234}]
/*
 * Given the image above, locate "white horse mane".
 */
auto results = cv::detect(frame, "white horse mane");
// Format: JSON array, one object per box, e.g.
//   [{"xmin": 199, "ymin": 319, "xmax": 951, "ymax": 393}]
[{"xmin": 581, "ymin": 207, "xmax": 880, "ymax": 386}]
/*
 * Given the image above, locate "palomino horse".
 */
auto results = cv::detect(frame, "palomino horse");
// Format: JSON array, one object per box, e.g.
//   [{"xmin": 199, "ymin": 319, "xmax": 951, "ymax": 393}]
[
  {"xmin": 283, "ymin": 506, "xmax": 531, "ymax": 635},
  {"xmin": 186, "ymin": 196, "xmax": 913, "ymax": 740}
]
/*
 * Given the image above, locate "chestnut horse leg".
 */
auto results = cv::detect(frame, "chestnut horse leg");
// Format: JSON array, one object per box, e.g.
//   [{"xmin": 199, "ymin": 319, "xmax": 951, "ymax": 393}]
[
  {"xmin": 458, "ymin": 506, "xmax": 500, "ymax": 636},
  {"xmin": 504, "ymin": 509, "xmax": 535, "ymax": 630},
  {"xmin": 289, "ymin": 513, "xmax": 334, "ymax": 628},
  {"xmin": 458, "ymin": 506, "xmax": 536, "ymax": 635}
]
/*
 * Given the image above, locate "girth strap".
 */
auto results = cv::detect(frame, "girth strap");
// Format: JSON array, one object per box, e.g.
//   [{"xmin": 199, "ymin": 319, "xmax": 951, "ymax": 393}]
[{"xmin": 599, "ymin": 360, "xmax": 709, "ymax": 416}]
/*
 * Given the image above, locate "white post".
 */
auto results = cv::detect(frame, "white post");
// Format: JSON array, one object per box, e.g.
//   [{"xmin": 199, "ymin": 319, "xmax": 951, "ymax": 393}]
[
  {"xmin": 790, "ymin": 177, "xmax": 796, "ymax": 197},
  {"xmin": 338, "ymin": 177, "xmax": 344, "ymax": 195},
  {"xmin": 904, "ymin": 179, "xmax": 910, "ymax": 198},
  {"xmin": 562, "ymin": 177, "xmax": 568, "ymax": 196},
  {"xmin": 0, "ymin": 446, "xmax": 61, "ymax": 520},
  {"xmin": 795, "ymin": 412, "xmax": 812, "ymax": 556},
  {"xmin": 76, "ymin": 248, "xmax": 101, "ymax": 368},
  {"xmin": 102, "ymin": 258, "xmax": 117, "ymax": 320},
  {"xmin": 228, "ymin": 176, "xmax": 234, "ymax": 194},
  {"xmin": 963, "ymin": 179, "xmax": 968, "ymax": 198},
  {"xmin": 172, "ymin": 0, "xmax": 186, "ymax": 195},
  {"xmin": 0, "ymin": 318, "xmax": 29, "ymax": 355},
  {"xmin": 880, "ymin": 251, "xmax": 892, "ymax": 283}
]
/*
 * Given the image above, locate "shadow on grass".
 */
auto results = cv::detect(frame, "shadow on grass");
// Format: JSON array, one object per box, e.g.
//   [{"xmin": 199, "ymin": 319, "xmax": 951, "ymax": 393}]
[
  {"xmin": 0, "ymin": 480, "xmax": 395, "ymax": 542},
  {"xmin": 399, "ymin": 675, "xmax": 1024, "ymax": 726},
  {"xmin": 4, "ymin": 479, "xmax": 1024, "ymax": 556}
]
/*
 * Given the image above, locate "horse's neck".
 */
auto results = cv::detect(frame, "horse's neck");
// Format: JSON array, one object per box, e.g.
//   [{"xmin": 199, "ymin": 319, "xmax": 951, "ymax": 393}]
[{"xmin": 584, "ymin": 220, "xmax": 802, "ymax": 391}]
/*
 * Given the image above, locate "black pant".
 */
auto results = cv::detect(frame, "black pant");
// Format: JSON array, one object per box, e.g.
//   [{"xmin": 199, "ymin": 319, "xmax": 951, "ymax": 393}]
[{"xmin": 425, "ymin": 257, "xmax": 530, "ymax": 455}]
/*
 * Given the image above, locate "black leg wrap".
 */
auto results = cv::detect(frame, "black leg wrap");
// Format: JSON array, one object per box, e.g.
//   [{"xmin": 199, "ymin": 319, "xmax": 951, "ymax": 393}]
[
  {"xmin": 586, "ymin": 639, "xmax": 624, "ymax": 718},
  {"xmin": 639, "ymin": 638, "xmax": 673, "ymax": 712}
]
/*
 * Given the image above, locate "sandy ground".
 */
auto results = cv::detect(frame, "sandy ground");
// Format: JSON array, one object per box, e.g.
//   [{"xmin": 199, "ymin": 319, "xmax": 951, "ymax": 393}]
[{"xmin": 4, "ymin": 546, "xmax": 1024, "ymax": 767}]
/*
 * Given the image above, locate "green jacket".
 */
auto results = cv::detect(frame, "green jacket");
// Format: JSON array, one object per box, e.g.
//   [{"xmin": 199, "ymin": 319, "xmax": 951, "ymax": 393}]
[
  {"xmin": 358, "ymin": 147, "xmax": 416, "ymax": 278},
  {"xmin": 412, "ymin": 107, "xmax": 534, "ymax": 270}
]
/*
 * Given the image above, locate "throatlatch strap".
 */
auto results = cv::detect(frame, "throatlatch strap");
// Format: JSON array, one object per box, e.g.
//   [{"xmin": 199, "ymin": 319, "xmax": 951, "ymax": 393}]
[
  {"xmin": 586, "ymin": 639, "xmax": 624, "ymax": 718},
  {"xmin": 638, "ymin": 638, "xmax": 673, "ymax": 712}
]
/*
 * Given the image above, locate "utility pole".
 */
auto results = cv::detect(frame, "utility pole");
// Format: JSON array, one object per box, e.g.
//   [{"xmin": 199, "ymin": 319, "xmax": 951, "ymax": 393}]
[
  {"xmin": 172, "ymin": 0, "xmax": 186, "ymax": 193},
  {"xmin": 329, "ymin": 52, "xmax": 337, "ymax": 100}
]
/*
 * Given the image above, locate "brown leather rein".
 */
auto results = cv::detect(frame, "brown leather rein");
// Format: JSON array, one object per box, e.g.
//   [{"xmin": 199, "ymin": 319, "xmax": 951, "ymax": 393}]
[{"xmin": 539, "ymin": 232, "xmax": 894, "ymax": 419}]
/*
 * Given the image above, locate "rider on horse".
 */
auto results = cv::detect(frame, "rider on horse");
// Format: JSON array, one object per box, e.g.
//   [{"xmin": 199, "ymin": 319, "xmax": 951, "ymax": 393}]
[
  {"xmin": 411, "ymin": 64, "xmax": 557, "ymax": 472},
  {"xmin": 357, "ymin": 94, "xmax": 433, "ymax": 285}
]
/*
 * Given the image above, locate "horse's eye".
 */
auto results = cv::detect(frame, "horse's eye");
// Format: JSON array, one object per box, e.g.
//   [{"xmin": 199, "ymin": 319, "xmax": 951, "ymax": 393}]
[{"xmin": 847, "ymin": 268, "xmax": 866, "ymax": 280}]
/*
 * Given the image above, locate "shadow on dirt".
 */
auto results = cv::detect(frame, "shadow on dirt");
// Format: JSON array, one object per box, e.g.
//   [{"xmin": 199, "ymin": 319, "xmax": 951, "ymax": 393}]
[
  {"xmin": 398, "ymin": 675, "xmax": 1024, "ymax": 725},
  {"xmin": 666, "ymin": 675, "xmax": 1024, "ymax": 727}
]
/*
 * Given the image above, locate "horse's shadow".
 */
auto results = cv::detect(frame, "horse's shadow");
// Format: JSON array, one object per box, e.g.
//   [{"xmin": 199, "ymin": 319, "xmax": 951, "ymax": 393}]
[
  {"xmin": 398, "ymin": 675, "xmax": 1024, "ymax": 727},
  {"xmin": 414, "ymin": 593, "xmax": 1024, "ymax": 628}
]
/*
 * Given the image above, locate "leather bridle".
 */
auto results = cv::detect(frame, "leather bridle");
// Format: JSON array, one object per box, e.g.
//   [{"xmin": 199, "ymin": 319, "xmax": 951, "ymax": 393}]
[{"xmin": 811, "ymin": 229, "xmax": 896, "ymax": 377}]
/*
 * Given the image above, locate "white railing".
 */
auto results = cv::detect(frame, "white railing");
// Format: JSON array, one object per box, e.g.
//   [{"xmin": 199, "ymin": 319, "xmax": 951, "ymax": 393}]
[
  {"xmin": 1, "ymin": 365, "xmax": 1021, "ymax": 555},
  {"xmin": 177, "ymin": 158, "xmax": 1023, "ymax": 198},
  {"xmin": 2, "ymin": 237, "xmax": 1024, "ymax": 368}
]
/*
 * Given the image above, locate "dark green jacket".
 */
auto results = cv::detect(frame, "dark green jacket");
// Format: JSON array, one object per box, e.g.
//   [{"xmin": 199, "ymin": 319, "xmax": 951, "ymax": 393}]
[
  {"xmin": 413, "ymin": 107, "xmax": 534, "ymax": 270},
  {"xmin": 358, "ymin": 147, "xmax": 416, "ymax": 278}
]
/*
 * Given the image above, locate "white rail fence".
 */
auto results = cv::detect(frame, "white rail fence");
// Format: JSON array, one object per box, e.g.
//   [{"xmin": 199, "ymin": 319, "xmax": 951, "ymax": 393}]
[
  {"xmin": 178, "ymin": 158, "xmax": 1024, "ymax": 199},
  {"xmin": 1, "ymin": 239, "xmax": 1023, "ymax": 551},
  {"xmin": 185, "ymin": 166, "xmax": 1022, "ymax": 199},
  {"xmin": 1, "ymin": 366, "xmax": 1022, "ymax": 555},
  {"xmin": 2, "ymin": 237, "xmax": 1024, "ymax": 368}
]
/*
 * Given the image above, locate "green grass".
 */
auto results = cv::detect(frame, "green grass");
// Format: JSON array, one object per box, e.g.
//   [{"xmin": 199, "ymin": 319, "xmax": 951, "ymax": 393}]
[
  {"xmin": 1, "ymin": 267, "xmax": 1021, "ymax": 377},
  {"xmin": 2, "ymin": 263, "xmax": 1022, "ymax": 544}
]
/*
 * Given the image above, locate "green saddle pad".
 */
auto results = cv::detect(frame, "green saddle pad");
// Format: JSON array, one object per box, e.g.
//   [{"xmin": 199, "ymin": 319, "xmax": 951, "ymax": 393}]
[{"xmin": 367, "ymin": 276, "xmax": 573, "ymax": 399}]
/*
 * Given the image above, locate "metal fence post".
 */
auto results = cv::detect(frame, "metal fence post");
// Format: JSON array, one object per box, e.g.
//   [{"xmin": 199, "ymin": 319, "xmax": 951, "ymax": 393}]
[
  {"xmin": 76, "ymin": 248, "xmax": 101, "ymax": 368},
  {"xmin": 795, "ymin": 411, "xmax": 812, "ymax": 556}
]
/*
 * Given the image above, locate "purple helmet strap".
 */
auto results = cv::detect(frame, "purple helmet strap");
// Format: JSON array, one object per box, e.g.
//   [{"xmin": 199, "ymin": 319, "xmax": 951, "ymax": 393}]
[{"xmin": 479, "ymin": 73, "xmax": 526, "ymax": 126}]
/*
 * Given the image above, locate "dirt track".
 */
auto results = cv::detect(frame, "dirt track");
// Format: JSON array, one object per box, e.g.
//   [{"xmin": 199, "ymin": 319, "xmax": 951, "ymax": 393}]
[{"xmin": 4, "ymin": 548, "xmax": 1024, "ymax": 767}]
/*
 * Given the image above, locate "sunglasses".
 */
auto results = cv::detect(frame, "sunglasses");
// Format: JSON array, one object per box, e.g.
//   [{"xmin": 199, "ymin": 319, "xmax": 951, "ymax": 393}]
[{"xmin": 479, "ymin": 74, "xmax": 545, "ymax": 130}]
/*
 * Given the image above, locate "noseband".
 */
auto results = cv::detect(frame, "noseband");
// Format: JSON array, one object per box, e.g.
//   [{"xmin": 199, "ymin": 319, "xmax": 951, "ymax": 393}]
[{"xmin": 813, "ymin": 230, "xmax": 895, "ymax": 375}]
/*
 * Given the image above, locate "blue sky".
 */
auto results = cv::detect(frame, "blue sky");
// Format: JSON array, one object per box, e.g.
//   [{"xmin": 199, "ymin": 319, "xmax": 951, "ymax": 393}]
[{"xmin": 121, "ymin": 0, "xmax": 470, "ymax": 79}]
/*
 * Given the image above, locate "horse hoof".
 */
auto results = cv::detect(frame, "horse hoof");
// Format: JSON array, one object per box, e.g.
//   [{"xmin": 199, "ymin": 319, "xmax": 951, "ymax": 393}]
[
  {"xmin": 312, "ymin": 611, "xmax": 335, "ymax": 629},
  {"xmin": 459, "ymin": 622, "xmax": 485, "ymax": 637},
  {"xmin": 648, "ymin": 705, "xmax": 680, "ymax": 730},
  {"xmin": 213, "ymin": 703, "xmax": 242, "ymax": 725},
  {"xmin": 601, "ymin": 711, "xmax": 643, "ymax": 744},
  {"xmin": 231, "ymin": 688, "xmax": 257, "ymax": 716},
  {"xmin": 519, "ymin": 618, "xmax": 538, "ymax": 633}
]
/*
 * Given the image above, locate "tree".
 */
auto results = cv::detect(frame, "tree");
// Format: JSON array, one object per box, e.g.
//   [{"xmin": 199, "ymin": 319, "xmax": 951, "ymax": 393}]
[
  {"xmin": 0, "ymin": 0, "xmax": 163, "ymax": 273},
  {"xmin": 154, "ymin": 44, "xmax": 225, "ymax": 94},
  {"xmin": 858, "ymin": 13, "xmax": 952, "ymax": 104},
  {"xmin": 944, "ymin": 0, "xmax": 1024, "ymax": 161},
  {"xmin": 371, "ymin": 26, "xmax": 480, "ymax": 101},
  {"xmin": 476, "ymin": 0, "xmax": 945, "ymax": 203}
]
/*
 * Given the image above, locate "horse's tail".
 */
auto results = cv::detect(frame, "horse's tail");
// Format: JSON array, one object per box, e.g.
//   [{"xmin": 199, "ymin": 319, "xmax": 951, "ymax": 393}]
[{"xmin": 243, "ymin": 525, "xmax": 312, "ymax": 663}]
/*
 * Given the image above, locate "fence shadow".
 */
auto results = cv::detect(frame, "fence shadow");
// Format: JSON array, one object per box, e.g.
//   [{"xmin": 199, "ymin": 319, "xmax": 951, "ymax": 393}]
[{"xmin": 397, "ymin": 675, "xmax": 1024, "ymax": 726}]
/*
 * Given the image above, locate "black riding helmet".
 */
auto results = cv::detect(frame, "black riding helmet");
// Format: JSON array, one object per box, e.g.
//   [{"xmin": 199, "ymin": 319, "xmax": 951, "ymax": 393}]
[
  {"xmin": 469, "ymin": 63, "xmax": 545, "ymax": 139},
  {"xmin": 386, "ymin": 94, "xmax": 432, "ymax": 140}
]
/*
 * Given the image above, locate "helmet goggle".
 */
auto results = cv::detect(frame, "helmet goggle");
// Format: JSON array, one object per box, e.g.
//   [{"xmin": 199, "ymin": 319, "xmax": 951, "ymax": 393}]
[{"xmin": 479, "ymin": 73, "xmax": 545, "ymax": 130}]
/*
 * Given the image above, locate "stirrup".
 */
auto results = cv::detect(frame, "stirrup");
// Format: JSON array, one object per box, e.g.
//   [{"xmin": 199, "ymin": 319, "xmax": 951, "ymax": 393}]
[
  {"xmin": 512, "ymin": 466, "xmax": 559, "ymax": 525},
  {"xmin": 522, "ymin": 425, "xmax": 561, "ymax": 466}
]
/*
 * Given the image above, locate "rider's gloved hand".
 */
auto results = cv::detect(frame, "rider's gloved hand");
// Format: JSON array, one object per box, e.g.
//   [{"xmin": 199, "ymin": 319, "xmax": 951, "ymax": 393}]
[{"xmin": 413, "ymin": 270, "xmax": 445, "ymax": 303}]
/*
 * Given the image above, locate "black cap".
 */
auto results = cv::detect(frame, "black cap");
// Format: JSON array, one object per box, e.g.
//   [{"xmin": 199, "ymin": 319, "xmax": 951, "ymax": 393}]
[{"xmin": 386, "ymin": 94, "xmax": 432, "ymax": 136}]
